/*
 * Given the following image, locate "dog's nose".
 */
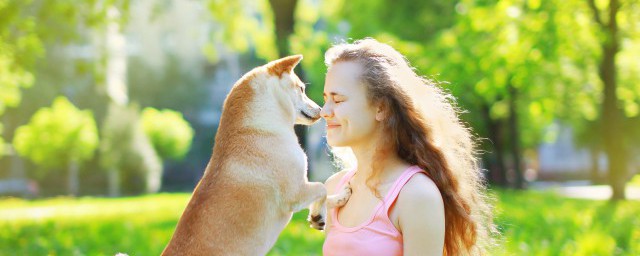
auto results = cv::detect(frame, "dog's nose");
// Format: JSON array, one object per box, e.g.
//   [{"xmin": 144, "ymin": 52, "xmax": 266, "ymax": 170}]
[{"xmin": 310, "ymin": 108, "xmax": 322, "ymax": 121}]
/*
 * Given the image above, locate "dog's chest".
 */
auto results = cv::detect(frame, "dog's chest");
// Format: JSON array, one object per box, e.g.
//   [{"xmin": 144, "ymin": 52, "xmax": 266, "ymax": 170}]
[
  {"xmin": 277, "ymin": 143, "xmax": 307, "ymax": 171},
  {"xmin": 264, "ymin": 135, "xmax": 307, "ymax": 170}
]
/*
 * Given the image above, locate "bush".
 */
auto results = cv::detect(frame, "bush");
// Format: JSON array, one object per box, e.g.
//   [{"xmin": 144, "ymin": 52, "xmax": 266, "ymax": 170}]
[
  {"xmin": 12, "ymin": 96, "xmax": 98, "ymax": 193},
  {"xmin": 141, "ymin": 108, "xmax": 194, "ymax": 161}
]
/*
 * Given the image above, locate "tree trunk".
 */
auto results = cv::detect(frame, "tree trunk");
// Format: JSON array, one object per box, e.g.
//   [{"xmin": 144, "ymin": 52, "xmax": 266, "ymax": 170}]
[
  {"xmin": 589, "ymin": 0, "xmax": 626, "ymax": 200},
  {"xmin": 481, "ymin": 102, "xmax": 508, "ymax": 186},
  {"xmin": 107, "ymin": 167, "xmax": 120, "ymax": 197},
  {"xmin": 268, "ymin": 0, "xmax": 297, "ymax": 57},
  {"xmin": 68, "ymin": 161, "xmax": 79, "ymax": 196},
  {"xmin": 602, "ymin": 40, "xmax": 627, "ymax": 201},
  {"xmin": 146, "ymin": 162, "xmax": 163, "ymax": 194},
  {"xmin": 104, "ymin": 5, "xmax": 129, "ymax": 197},
  {"xmin": 105, "ymin": 6, "xmax": 128, "ymax": 105},
  {"xmin": 507, "ymin": 82, "xmax": 525, "ymax": 189},
  {"xmin": 589, "ymin": 146, "xmax": 600, "ymax": 184}
]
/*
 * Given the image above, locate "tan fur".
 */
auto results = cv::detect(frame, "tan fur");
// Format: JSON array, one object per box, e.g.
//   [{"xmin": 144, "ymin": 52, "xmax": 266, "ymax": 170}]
[{"xmin": 161, "ymin": 55, "xmax": 345, "ymax": 255}]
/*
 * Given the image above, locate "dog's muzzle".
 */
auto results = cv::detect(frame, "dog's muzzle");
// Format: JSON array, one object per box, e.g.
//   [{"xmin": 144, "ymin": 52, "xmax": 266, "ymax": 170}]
[{"xmin": 301, "ymin": 110, "xmax": 320, "ymax": 121}]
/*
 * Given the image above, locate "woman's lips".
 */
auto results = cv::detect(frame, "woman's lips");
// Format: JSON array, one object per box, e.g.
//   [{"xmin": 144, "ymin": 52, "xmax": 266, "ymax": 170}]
[{"xmin": 326, "ymin": 124, "xmax": 341, "ymax": 129}]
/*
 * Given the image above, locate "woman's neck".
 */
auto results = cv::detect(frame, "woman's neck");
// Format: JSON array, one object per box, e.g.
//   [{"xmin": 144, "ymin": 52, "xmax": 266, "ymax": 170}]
[{"xmin": 351, "ymin": 142, "xmax": 409, "ymax": 186}]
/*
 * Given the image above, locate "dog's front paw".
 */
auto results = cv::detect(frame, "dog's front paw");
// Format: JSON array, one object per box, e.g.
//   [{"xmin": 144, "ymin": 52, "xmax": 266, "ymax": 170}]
[
  {"xmin": 308, "ymin": 214, "xmax": 326, "ymax": 230},
  {"xmin": 335, "ymin": 183, "xmax": 352, "ymax": 207}
]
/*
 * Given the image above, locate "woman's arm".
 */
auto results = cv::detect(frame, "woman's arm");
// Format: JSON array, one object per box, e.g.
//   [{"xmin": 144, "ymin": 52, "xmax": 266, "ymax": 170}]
[{"xmin": 397, "ymin": 174, "xmax": 445, "ymax": 256}]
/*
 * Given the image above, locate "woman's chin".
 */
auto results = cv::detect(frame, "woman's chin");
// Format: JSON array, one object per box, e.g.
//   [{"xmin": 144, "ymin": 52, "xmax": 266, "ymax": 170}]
[{"xmin": 326, "ymin": 137, "xmax": 346, "ymax": 147}]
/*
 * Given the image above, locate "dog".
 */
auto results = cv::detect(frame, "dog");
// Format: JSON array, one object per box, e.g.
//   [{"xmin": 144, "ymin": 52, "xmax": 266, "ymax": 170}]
[{"xmin": 161, "ymin": 55, "xmax": 351, "ymax": 255}]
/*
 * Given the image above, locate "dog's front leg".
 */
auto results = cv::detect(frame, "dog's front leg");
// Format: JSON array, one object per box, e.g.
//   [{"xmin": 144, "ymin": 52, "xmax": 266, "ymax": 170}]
[
  {"xmin": 291, "ymin": 182, "xmax": 327, "ymax": 213},
  {"xmin": 308, "ymin": 183, "xmax": 352, "ymax": 230},
  {"xmin": 308, "ymin": 195, "xmax": 327, "ymax": 230}
]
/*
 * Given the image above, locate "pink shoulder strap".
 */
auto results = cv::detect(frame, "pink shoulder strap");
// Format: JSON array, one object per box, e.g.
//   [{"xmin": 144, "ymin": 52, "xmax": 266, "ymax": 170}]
[{"xmin": 383, "ymin": 166, "xmax": 426, "ymax": 208}]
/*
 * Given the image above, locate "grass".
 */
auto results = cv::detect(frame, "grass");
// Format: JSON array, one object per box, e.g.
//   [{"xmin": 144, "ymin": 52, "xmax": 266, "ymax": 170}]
[
  {"xmin": 492, "ymin": 190, "xmax": 640, "ymax": 255},
  {"xmin": 0, "ymin": 190, "xmax": 638, "ymax": 255},
  {"xmin": 0, "ymin": 194, "xmax": 324, "ymax": 256}
]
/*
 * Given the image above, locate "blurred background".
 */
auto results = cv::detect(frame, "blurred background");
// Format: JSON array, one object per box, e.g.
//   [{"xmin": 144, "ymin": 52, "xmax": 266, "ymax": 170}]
[{"xmin": 0, "ymin": 0, "xmax": 639, "ymax": 255}]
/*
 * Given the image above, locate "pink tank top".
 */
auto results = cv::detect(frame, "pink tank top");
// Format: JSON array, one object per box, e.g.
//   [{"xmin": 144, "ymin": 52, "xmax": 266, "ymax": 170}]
[{"xmin": 323, "ymin": 165, "xmax": 426, "ymax": 256}]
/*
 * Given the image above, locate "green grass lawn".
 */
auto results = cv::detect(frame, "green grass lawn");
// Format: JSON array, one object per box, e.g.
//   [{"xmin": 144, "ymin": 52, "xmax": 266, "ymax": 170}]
[{"xmin": 0, "ymin": 190, "xmax": 638, "ymax": 256}]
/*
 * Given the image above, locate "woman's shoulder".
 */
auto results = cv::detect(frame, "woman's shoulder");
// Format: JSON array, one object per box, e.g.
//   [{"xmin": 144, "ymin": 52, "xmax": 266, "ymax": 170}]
[
  {"xmin": 324, "ymin": 169, "xmax": 351, "ymax": 194},
  {"xmin": 397, "ymin": 172, "xmax": 444, "ymax": 212},
  {"xmin": 395, "ymin": 171, "xmax": 445, "ymax": 233}
]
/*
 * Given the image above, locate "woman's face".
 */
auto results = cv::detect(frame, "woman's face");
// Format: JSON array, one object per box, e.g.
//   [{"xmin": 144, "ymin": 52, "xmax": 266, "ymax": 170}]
[{"xmin": 321, "ymin": 61, "xmax": 380, "ymax": 148}]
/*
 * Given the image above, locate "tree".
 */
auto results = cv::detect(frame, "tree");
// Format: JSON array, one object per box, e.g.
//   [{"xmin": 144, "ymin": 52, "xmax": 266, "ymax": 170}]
[
  {"xmin": 0, "ymin": 0, "xmax": 130, "ymax": 122},
  {"xmin": 141, "ymin": 108, "xmax": 194, "ymax": 161},
  {"xmin": 205, "ymin": 0, "xmax": 278, "ymax": 62},
  {"xmin": 440, "ymin": 0, "xmax": 640, "ymax": 196},
  {"xmin": 12, "ymin": 96, "xmax": 99, "ymax": 196},
  {"xmin": 584, "ymin": 0, "xmax": 640, "ymax": 200},
  {"xmin": 1, "ymin": 0, "xmax": 127, "ymax": 178},
  {"xmin": 99, "ymin": 105, "xmax": 193, "ymax": 196},
  {"xmin": 353, "ymin": 0, "xmax": 563, "ymax": 188},
  {"xmin": 0, "ymin": 0, "xmax": 43, "ymax": 157},
  {"xmin": 523, "ymin": 0, "xmax": 640, "ymax": 199},
  {"xmin": 100, "ymin": 103, "xmax": 161, "ymax": 196}
]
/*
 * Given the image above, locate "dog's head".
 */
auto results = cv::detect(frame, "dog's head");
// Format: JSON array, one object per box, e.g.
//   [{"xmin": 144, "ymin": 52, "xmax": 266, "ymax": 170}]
[{"xmin": 264, "ymin": 55, "xmax": 322, "ymax": 125}]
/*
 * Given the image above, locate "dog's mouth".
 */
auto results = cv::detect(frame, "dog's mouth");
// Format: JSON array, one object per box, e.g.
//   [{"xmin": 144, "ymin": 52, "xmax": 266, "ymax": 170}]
[{"xmin": 301, "ymin": 110, "xmax": 319, "ymax": 121}]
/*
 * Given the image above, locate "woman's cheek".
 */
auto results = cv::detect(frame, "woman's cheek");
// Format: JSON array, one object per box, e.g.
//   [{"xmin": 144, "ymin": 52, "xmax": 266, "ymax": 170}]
[{"xmin": 333, "ymin": 104, "xmax": 346, "ymax": 119}]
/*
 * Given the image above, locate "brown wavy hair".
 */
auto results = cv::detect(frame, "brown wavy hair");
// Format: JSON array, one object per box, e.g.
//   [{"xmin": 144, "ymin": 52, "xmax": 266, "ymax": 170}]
[{"xmin": 325, "ymin": 38, "xmax": 495, "ymax": 255}]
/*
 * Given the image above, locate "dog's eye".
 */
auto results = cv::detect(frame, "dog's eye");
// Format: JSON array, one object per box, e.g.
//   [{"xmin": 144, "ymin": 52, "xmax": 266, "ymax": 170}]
[{"xmin": 299, "ymin": 87, "xmax": 304, "ymax": 93}]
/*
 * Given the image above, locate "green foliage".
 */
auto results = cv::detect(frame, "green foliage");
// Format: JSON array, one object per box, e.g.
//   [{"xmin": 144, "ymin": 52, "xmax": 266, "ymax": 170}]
[
  {"xmin": 0, "ymin": 0, "xmax": 129, "ymax": 158},
  {"xmin": 0, "ymin": 0, "xmax": 42, "ymax": 148},
  {"xmin": 0, "ymin": 0, "xmax": 41, "ymax": 115},
  {"xmin": 327, "ymin": 0, "xmax": 457, "ymax": 42},
  {"xmin": 205, "ymin": 0, "xmax": 278, "ymax": 62},
  {"xmin": 0, "ymin": 191, "xmax": 638, "ymax": 255},
  {"xmin": 421, "ymin": 0, "xmax": 573, "ymax": 149},
  {"xmin": 12, "ymin": 96, "xmax": 99, "ymax": 175},
  {"xmin": 141, "ymin": 108, "xmax": 194, "ymax": 161}
]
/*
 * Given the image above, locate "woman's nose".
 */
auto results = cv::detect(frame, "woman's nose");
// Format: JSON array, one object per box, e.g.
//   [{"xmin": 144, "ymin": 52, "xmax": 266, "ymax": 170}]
[{"xmin": 320, "ymin": 103, "xmax": 333, "ymax": 119}]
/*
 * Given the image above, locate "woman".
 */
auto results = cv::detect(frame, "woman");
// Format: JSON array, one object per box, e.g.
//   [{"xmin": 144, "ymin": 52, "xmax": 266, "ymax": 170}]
[{"xmin": 320, "ymin": 38, "xmax": 494, "ymax": 256}]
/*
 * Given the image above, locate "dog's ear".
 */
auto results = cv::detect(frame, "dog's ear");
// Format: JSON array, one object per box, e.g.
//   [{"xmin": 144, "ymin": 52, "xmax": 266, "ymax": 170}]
[{"xmin": 267, "ymin": 55, "xmax": 303, "ymax": 77}]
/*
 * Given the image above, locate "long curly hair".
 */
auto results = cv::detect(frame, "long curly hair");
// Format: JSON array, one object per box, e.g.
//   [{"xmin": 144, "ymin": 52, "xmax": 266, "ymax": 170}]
[{"xmin": 325, "ymin": 38, "xmax": 495, "ymax": 255}]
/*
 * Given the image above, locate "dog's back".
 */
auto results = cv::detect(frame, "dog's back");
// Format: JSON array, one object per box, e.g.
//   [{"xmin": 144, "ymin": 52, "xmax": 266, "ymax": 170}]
[{"xmin": 162, "ymin": 55, "xmax": 320, "ymax": 255}]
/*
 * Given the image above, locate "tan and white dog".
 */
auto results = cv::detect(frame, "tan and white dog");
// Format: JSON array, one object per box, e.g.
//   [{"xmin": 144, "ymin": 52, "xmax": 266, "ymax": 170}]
[{"xmin": 161, "ymin": 55, "xmax": 350, "ymax": 255}]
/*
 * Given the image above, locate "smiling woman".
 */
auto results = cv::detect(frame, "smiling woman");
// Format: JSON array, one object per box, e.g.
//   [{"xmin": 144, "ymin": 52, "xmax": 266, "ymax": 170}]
[{"xmin": 319, "ymin": 38, "xmax": 496, "ymax": 256}]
